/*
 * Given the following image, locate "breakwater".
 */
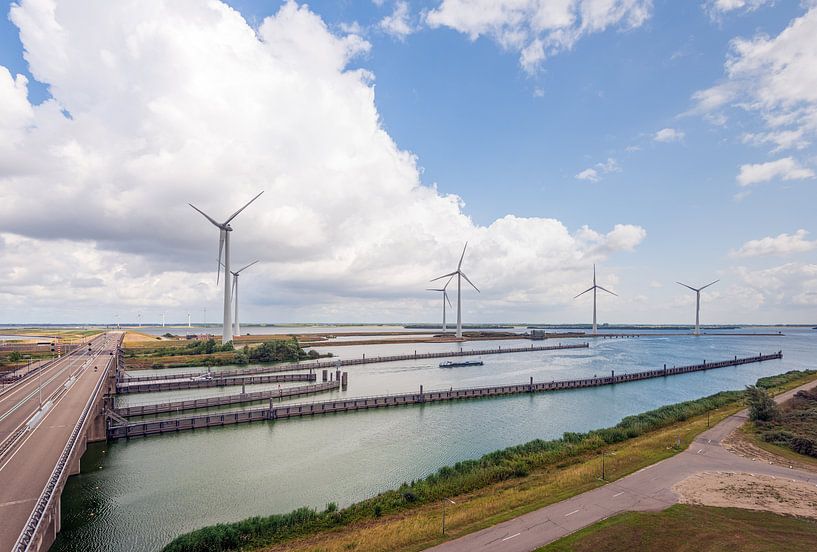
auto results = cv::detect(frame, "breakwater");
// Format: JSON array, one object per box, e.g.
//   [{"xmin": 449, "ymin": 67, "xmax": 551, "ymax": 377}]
[
  {"xmin": 116, "ymin": 371, "xmax": 316, "ymax": 394},
  {"xmin": 107, "ymin": 351, "xmax": 782, "ymax": 439},
  {"xmin": 115, "ymin": 380, "xmax": 342, "ymax": 417},
  {"xmin": 121, "ymin": 342, "xmax": 590, "ymax": 383}
]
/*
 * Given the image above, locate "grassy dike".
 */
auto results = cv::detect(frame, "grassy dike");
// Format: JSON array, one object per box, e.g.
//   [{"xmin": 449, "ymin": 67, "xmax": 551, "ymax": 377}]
[{"xmin": 162, "ymin": 370, "xmax": 817, "ymax": 552}]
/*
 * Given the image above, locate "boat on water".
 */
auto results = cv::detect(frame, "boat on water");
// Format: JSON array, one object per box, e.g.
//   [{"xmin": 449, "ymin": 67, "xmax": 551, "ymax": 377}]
[{"xmin": 439, "ymin": 360, "xmax": 484, "ymax": 368}]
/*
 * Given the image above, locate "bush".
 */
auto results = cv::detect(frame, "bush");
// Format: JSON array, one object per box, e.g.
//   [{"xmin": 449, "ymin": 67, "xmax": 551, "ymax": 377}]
[
  {"xmin": 746, "ymin": 385, "xmax": 778, "ymax": 421},
  {"xmin": 248, "ymin": 339, "xmax": 307, "ymax": 363},
  {"xmin": 9, "ymin": 352, "xmax": 22, "ymax": 362}
]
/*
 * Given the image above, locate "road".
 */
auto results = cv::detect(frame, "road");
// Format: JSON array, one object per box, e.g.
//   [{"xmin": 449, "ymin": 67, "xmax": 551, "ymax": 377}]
[
  {"xmin": 428, "ymin": 379, "xmax": 817, "ymax": 552},
  {"xmin": 0, "ymin": 333, "xmax": 118, "ymax": 551}
]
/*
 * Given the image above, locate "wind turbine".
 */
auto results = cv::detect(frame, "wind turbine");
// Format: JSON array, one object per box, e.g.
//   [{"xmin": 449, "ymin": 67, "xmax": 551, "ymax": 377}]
[
  {"xmin": 187, "ymin": 312, "xmax": 191, "ymax": 328},
  {"xmin": 189, "ymin": 191, "xmax": 264, "ymax": 344},
  {"xmin": 427, "ymin": 275, "xmax": 454, "ymax": 333},
  {"xmin": 574, "ymin": 264, "xmax": 617, "ymax": 335},
  {"xmin": 230, "ymin": 260, "xmax": 259, "ymax": 338},
  {"xmin": 676, "ymin": 280, "xmax": 719, "ymax": 336},
  {"xmin": 431, "ymin": 243, "xmax": 480, "ymax": 339}
]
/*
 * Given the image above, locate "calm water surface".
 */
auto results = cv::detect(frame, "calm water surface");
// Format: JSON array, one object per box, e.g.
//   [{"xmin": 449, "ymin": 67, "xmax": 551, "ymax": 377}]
[{"xmin": 53, "ymin": 328, "xmax": 814, "ymax": 551}]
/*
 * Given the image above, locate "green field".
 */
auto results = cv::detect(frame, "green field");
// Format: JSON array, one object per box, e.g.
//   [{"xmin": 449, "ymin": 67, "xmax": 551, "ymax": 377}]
[{"xmin": 539, "ymin": 504, "xmax": 817, "ymax": 552}]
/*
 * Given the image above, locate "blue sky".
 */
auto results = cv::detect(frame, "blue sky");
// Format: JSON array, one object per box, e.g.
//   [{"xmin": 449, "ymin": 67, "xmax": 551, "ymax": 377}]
[{"xmin": 0, "ymin": 1, "xmax": 815, "ymax": 324}]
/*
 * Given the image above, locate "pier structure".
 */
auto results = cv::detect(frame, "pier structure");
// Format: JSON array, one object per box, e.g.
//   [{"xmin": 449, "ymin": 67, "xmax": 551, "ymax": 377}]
[
  {"xmin": 108, "ymin": 352, "xmax": 782, "ymax": 440},
  {"xmin": 121, "ymin": 342, "xmax": 591, "ymax": 384}
]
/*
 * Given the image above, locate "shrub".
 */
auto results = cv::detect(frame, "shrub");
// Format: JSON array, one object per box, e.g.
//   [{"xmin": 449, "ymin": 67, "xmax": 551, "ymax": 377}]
[{"xmin": 746, "ymin": 385, "xmax": 778, "ymax": 421}]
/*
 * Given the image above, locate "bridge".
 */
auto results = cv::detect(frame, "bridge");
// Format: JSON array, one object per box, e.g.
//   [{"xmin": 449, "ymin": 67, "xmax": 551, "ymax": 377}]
[{"xmin": 0, "ymin": 332, "xmax": 122, "ymax": 552}]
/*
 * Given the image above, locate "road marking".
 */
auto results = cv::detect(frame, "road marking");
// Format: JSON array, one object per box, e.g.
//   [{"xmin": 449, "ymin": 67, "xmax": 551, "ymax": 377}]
[
  {"xmin": 565, "ymin": 509, "xmax": 580, "ymax": 517},
  {"xmin": 501, "ymin": 533, "xmax": 520, "ymax": 542},
  {"xmin": 613, "ymin": 492, "xmax": 624, "ymax": 497},
  {"xmin": 697, "ymin": 449, "xmax": 703, "ymax": 454}
]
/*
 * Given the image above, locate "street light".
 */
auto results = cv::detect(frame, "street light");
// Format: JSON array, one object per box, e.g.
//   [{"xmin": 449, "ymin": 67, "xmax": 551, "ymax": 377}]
[
  {"xmin": 599, "ymin": 450, "xmax": 616, "ymax": 481},
  {"xmin": 442, "ymin": 498, "xmax": 456, "ymax": 535}
]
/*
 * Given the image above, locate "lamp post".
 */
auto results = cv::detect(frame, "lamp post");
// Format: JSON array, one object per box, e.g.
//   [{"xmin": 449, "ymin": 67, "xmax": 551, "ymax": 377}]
[
  {"xmin": 599, "ymin": 450, "xmax": 615, "ymax": 481},
  {"xmin": 442, "ymin": 498, "xmax": 456, "ymax": 535}
]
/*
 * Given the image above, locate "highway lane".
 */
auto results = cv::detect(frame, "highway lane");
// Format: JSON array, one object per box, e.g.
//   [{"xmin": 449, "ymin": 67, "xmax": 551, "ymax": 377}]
[
  {"xmin": 0, "ymin": 335, "xmax": 110, "ymax": 446},
  {"xmin": 427, "ymin": 379, "xmax": 817, "ymax": 552},
  {"xmin": 0, "ymin": 333, "xmax": 118, "ymax": 551}
]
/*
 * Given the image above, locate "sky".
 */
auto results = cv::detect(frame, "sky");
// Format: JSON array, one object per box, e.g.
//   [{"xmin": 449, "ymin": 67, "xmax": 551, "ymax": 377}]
[{"xmin": 0, "ymin": 0, "xmax": 816, "ymax": 326}]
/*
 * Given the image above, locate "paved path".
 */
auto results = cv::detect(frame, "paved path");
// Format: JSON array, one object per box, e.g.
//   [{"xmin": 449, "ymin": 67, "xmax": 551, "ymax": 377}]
[
  {"xmin": 0, "ymin": 333, "xmax": 118, "ymax": 551},
  {"xmin": 428, "ymin": 380, "xmax": 817, "ymax": 552}
]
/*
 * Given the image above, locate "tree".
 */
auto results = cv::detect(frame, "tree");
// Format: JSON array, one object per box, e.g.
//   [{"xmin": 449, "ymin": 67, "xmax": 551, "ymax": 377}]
[
  {"xmin": 248, "ymin": 339, "xmax": 306, "ymax": 363},
  {"xmin": 746, "ymin": 385, "xmax": 778, "ymax": 422},
  {"xmin": 9, "ymin": 352, "xmax": 22, "ymax": 362}
]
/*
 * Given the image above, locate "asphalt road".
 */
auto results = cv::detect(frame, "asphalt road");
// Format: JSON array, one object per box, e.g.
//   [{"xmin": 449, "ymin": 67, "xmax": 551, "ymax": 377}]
[
  {"xmin": 427, "ymin": 380, "xmax": 817, "ymax": 552},
  {"xmin": 0, "ymin": 333, "xmax": 118, "ymax": 551}
]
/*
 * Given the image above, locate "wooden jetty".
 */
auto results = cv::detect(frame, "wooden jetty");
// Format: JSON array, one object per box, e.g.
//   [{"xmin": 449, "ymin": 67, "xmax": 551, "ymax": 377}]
[
  {"xmin": 115, "ymin": 380, "xmax": 342, "ymax": 417},
  {"xmin": 116, "ymin": 371, "xmax": 316, "ymax": 394},
  {"xmin": 121, "ymin": 342, "xmax": 590, "ymax": 383},
  {"xmin": 107, "ymin": 351, "xmax": 782, "ymax": 439}
]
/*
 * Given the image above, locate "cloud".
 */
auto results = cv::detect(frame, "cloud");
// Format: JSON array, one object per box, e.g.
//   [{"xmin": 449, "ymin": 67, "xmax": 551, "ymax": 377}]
[
  {"xmin": 693, "ymin": 6, "xmax": 817, "ymax": 179},
  {"xmin": 705, "ymin": 0, "xmax": 774, "ymax": 17},
  {"xmin": 378, "ymin": 1, "xmax": 416, "ymax": 40},
  {"xmin": 654, "ymin": 127, "xmax": 684, "ymax": 142},
  {"xmin": 732, "ymin": 229, "xmax": 817, "ymax": 258},
  {"xmin": 425, "ymin": 0, "xmax": 653, "ymax": 73},
  {"xmin": 736, "ymin": 157, "xmax": 815, "ymax": 186},
  {"xmin": 735, "ymin": 262, "xmax": 817, "ymax": 307},
  {"xmin": 0, "ymin": 0, "xmax": 646, "ymax": 323},
  {"xmin": 575, "ymin": 168, "xmax": 599, "ymax": 181},
  {"xmin": 575, "ymin": 157, "xmax": 621, "ymax": 182}
]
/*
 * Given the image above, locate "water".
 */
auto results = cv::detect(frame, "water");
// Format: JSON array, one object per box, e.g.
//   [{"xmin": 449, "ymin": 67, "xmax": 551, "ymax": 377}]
[{"xmin": 53, "ymin": 328, "xmax": 815, "ymax": 551}]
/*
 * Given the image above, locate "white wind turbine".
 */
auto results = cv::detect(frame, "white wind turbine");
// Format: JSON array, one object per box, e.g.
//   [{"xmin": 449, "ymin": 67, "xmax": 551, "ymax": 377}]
[
  {"xmin": 676, "ymin": 280, "xmax": 719, "ymax": 336},
  {"xmin": 574, "ymin": 264, "xmax": 617, "ymax": 335},
  {"xmin": 431, "ymin": 243, "xmax": 480, "ymax": 339},
  {"xmin": 426, "ymin": 275, "xmax": 454, "ymax": 333},
  {"xmin": 189, "ymin": 191, "xmax": 264, "ymax": 344},
  {"xmin": 230, "ymin": 260, "xmax": 259, "ymax": 338}
]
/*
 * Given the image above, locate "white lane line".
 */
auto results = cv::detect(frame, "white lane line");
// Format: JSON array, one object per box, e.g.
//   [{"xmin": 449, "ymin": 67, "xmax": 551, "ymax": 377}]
[
  {"xmin": 613, "ymin": 492, "xmax": 624, "ymax": 497},
  {"xmin": 565, "ymin": 509, "xmax": 580, "ymax": 517},
  {"xmin": 501, "ymin": 533, "xmax": 521, "ymax": 542},
  {"xmin": 697, "ymin": 449, "xmax": 703, "ymax": 454}
]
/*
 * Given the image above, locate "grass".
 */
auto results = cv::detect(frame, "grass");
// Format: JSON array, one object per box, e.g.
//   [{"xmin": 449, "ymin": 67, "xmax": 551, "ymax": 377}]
[
  {"xmin": 537, "ymin": 504, "xmax": 817, "ymax": 552},
  {"xmin": 161, "ymin": 370, "xmax": 817, "ymax": 552},
  {"xmin": 745, "ymin": 382, "xmax": 817, "ymax": 464}
]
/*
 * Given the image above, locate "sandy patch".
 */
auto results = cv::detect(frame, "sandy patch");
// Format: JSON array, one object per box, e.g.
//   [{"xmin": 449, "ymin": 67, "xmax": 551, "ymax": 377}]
[
  {"xmin": 123, "ymin": 331, "xmax": 161, "ymax": 344},
  {"xmin": 673, "ymin": 472, "xmax": 817, "ymax": 519}
]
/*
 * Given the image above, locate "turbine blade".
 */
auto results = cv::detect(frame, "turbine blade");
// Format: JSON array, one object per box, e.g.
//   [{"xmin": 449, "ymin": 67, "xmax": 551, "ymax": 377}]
[
  {"xmin": 445, "ymin": 290, "xmax": 453, "ymax": 308},
  {"xmin": 224, "ymin": 191, "xmax": 264, "ymax": 224},
  {"xmin": 597, "ymin": 285, "xmax": 617, "ymax": 296},
  {"xmin": 235, "ymin": 260, "xmax": 259, "ymax": 274},
  {"xmin": 676, "ymin": 281, "xmax": 698, "ymax": 292},
  {"xmin": 574, "ymin": 286, "xmax": 594, "ymax": 299},
  {"xmin": 189, "ymin": 203, "xmax": 222, "ymax": 227},
  {"xmin": 232, "ymin": 275, "xmax": 237, "ymax": 297},
  {"xmin": 426, "ymin": 288, "xmax": 445, "ymax": 292},
  {"xmin": 700, "ymin": 279, "xmax": 720, "ymax": 290},
  {"xmin": 217, "ymin": 229, "xmax": 225, "ymax": 285},
  {"xmin": 442, "ymin": 275, "xmax": 455, "ymax": 290},
  {"xmin": 460, "ymin": 271, "xmax": 480, "ymax": 292},
  {"xmin": 431, "ymin": 271, "xmax": 458, "ymax": 282},
  {"xmin": 457, "ymin": 242, "xmax": 468, "ymax": 270}
]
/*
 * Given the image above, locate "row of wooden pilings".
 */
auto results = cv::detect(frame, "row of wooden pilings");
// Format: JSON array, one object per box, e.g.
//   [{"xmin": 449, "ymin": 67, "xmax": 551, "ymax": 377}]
[{"xmin": 107, "ymin": 351, "xmax": 782, "ymax": 440}]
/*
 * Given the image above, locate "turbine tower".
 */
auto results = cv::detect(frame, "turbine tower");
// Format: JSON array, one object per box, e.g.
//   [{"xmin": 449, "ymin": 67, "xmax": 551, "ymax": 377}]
[
  {"xmin": 426, "ymin": 275, "xmax": 454, "ymax": 333},
  {"xmin": 431, "ymin": 243, "xmax": 480, "ymax": 339},
  {"xmin": 189, "ymin": 191, "xmax": 264, "ymax": 344},
  {"xmin": 187, "ymin": 312, "xmax": 191, "ymax": 328},
  {"xmin": 574, "ymin": 264, "xmax": 617, "ymax": 335},
  {"xmin": 676, "ymin": 280, "xmax": 719, "ymax": 336},
  {"xmin": 230, "ymin": 260, "xmax": 259, "ymax": 338}
]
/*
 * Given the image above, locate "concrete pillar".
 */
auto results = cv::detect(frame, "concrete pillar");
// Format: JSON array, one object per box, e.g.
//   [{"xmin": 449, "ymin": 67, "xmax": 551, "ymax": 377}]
[
  {"xmin": 341, "ymin": 372, "xmax": 348, "ymax": 389},
  {"xmin": 611, "ymin": 370, "xmax": 615, "ymax": 381},
  {"xmin": 322, "ymin": 369, "xmax": 328, "ymax": 382},
  {"xmin": 419, "ymin": 384, "xmax": 423, "ymax": 402},
  {"xmin": 335, "ymin": 369, "xmax": 341, "ymax": 382},
  {"xmin": 529, "ymin": 376, "xmax": 533, "ymax": 392}
]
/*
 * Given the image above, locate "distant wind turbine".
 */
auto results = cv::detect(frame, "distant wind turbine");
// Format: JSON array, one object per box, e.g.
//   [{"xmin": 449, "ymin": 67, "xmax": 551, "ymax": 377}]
[
  {"xmin": 427, "ymin": 275, "xmax": 454, "ymax": 333},
  {"xmin": 431, "ymin": 243, "xmax": 480, "ymax": 339},
  {"xmin": 574, "ymin": 264, "xmax": 617, "ymax": 335},
  {"xmin": 230, "ymin": 260, "xmax": 259, "ymax": 338},
  {"xmin": 189, "ymin": 191, "xmax": 264, "ymax": 344},
  {"xmin": 676, "ymin": 280, "xmax": 719, "ymax": 336}
]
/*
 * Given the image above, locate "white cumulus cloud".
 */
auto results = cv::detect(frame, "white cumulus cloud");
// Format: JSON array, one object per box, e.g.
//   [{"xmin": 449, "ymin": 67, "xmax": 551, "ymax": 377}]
[
  {"xmin": 425, "ymin": 0, "xmax": 653, "ymax": 73},
  {"xmin": 736, "ymin": 157, "xmax": 815, "ymax": 186},
  {"xmin": 732, "ymin": 229, "xmax": 817, "ymax": 258},
  {"xmin": 654, "ymin": 127, "xmax": 684, "ymax": 142},
  {"xmin": 378, "ymin": 1, "xmax": 416, "ymax": 40},
  {"xmin": 0, "ymin": 0, "xmax": 646, "ymax": 323}
]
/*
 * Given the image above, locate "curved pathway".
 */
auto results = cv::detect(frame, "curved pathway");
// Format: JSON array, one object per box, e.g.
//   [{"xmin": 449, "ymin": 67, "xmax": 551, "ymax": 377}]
[{"xmin": 427, "ymin": 380, "xmax": 817, "ymax": 552}]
